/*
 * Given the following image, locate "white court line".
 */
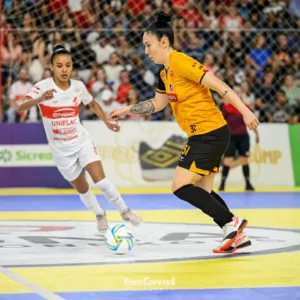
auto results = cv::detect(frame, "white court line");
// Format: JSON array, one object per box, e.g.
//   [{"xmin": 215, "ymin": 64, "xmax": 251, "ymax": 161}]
[{"xmin": 0, "ymin": 267, "xmax": 65, "ymax": 300}]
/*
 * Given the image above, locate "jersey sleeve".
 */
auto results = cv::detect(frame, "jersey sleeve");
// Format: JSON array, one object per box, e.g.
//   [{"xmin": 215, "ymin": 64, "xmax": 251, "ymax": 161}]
[
  {"xmin": 175, "ymin": 54, "xmax": 208, "ymax": 84},
  {"xmin": 155, "ymin": 68, "xmax": 166, "ymax": 94},
  {"xmin": 26, "ymin": 84, "xmax": 43, "ymax": 100},
  {"xmin": 79, "ymin": 81, "xmax": 93, "ymax": 105}
]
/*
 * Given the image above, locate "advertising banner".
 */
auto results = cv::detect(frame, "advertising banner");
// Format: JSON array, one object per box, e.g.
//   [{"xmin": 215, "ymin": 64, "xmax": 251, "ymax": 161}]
[{"xmin": 83, "ymin": 121, "xmax": 295, "ymax": 188}]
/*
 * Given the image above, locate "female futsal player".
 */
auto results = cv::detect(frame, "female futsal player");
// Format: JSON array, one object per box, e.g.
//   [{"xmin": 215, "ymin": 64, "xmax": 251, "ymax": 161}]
[
  {"xmin": 219, "ymin": 85, "xmax": 259, "ymax": 191},
  {"xmin": 108, "ymin": 12, "xmax": 258, "ymax": 253},
  {"xmin": 17, "ymin": 45, "xmax": 142, "ymax": 231}
]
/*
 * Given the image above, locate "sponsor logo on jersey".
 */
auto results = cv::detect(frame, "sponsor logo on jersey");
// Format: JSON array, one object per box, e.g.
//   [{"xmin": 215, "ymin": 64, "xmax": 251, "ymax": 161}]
[
  {"xmin": 167, "ymin": 93, "xmax": 178, "ymax": 102},
  {"xmin": 53, "ymin": 108, "xmax": 76, "ymax": 118},
  {"xmin": 39, "ymin": 104, "xmax": 79, "ymax": 119}
]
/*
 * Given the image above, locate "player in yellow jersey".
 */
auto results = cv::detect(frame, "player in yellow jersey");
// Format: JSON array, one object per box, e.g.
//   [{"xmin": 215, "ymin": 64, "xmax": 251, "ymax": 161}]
[{"xmin": 108, "ymin": 12, "xmax": 259, "ymax": 253}]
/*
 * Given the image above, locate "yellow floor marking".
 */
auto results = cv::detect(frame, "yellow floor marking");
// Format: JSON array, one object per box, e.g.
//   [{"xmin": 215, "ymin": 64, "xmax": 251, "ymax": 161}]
[
  {"xmin": 0, "ymin": 187, "xmax": 300, "ymax": 195},
  {"xmin": 0, "ymin": 209, "xmax": 299, "ymax": 229},
  {"xmin": 11, "ymin": 251, "xmax": 300, "ymax": 292},
  {"xmin": 0, "ymin": 272, "xmax": 31, "ymax": 293}
]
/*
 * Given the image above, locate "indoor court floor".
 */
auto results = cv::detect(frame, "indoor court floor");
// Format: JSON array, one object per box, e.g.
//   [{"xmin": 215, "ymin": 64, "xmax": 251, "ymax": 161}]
[{"xmin": 0, "ymin": 187, "xmax": 299, "ymax": 300}]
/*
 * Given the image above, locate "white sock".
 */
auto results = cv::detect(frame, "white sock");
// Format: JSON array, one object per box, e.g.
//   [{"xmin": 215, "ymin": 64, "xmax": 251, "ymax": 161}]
[
  {"xmin": 79, "ymin": 187, "xmax": 104, "ymax": 216},
  {"xmin": 94, "ymin": 178, "xmax": 128, "ymax": 212}
]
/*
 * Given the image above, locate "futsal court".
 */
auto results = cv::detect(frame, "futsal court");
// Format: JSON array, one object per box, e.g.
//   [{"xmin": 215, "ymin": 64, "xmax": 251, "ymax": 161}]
[{"xmin": 0, "ymin": 187, "xmax": 299, "ymax": 300}]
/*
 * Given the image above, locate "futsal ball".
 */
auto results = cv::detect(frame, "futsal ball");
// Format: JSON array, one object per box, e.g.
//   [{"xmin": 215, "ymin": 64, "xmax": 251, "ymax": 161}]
[{"xmin": 105, "ymin": 223, "xmax": 135, "ymax": 254}]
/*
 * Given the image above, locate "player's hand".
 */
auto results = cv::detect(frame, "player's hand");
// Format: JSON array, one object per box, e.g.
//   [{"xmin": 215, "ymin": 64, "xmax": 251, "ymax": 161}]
[
  {"xmin": 107, "ymin": 107, "xmax": 129, "ymax": 120},
  {"xmin": 105, "ymin": 120, "xmax": 120, "ymax": 132},
  {"xmin": 243, "ymin": 110, "xmax": 259, "ymax": 130},
  {"xmin": 40, "ymin": 89, "xmax": 57, "ymax": 102}
]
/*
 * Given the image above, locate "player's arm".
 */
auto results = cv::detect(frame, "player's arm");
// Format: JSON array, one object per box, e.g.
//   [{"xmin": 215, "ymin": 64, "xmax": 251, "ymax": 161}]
[
  {"xmin": 88, "ymin": 99, "xmax": 120, "ymax": 132},
  {"xmin": 17, "ymin": 97, "xmax": 41, "ymax": 112},
  {"xmin": 201, "ymin": 72, "xmax": 259, "ymax": 130},
  {"xmin": 88, "ymin": 99, "xmax": 111, "ymax": 123},
  {"xmin": 17, "ymin": 89, "xmax": 56, "ymax": 112},
  {"xmin": 107, "ymin": 67, "xmax": 168, "ymax": 119},
  {"xmin": 107, "ymin": 93, "xmax": 169, "ymax": 119},
  {"xmin": 129, "ymin": 92, "xmax": 169, "ymax": 114}
]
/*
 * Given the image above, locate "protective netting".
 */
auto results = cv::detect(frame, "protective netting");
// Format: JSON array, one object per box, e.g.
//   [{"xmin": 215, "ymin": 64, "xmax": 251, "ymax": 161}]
[{"xmin": 1, "ymin": 0, "xmax": 300, "ymax": 123}]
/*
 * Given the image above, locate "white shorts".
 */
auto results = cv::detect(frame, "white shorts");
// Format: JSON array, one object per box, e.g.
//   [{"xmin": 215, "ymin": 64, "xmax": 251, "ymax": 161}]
[{"xmin": 53, "ymin": 140, "xmax": 100, "ymax": 182}]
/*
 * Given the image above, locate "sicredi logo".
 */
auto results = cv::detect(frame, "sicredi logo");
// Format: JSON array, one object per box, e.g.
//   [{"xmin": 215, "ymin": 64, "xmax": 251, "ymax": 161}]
[
  {"xmin": 0, "ymin": 146, "xmax": 54, "ymax": 167},
  {"xmin": 0, "ymin": 221, "xmax": 299, "ymax": 267},
  {"xmin": 0, "ymin": 149, "xmax": 13, "ymax": 163},
  {"xmin": 53, "ymin": 108, "xmax": 76, "ymax": 118}
]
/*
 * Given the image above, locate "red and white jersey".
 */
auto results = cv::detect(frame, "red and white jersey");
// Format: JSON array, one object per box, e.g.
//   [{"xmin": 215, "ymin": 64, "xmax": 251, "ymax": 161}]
[{"xmin": 26, "ymin": 78, "xmax": 93, "ymax": 156}]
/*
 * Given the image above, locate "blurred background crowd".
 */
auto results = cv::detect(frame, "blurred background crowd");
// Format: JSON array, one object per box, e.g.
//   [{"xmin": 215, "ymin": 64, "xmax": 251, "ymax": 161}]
[{"xmin": 1, "ymin": 0, "xmax": 300, "ymax": 123}]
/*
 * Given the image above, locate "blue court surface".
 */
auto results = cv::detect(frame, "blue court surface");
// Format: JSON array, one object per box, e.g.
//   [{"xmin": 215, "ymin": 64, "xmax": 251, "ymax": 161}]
[
  {"xmin": 1, "ymin": 192, "xmax": 300, "ymax": 211},
  {"xmin": 0, "ymin": 190, "xmax": 299, "ymax": 300}
]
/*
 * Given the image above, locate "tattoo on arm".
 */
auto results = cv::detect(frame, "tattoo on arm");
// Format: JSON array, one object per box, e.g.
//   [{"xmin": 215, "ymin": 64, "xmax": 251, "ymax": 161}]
[
  {"xmin": 129, "ymin": 99, "xmax": 155, "ymax": 114},
  {"xmin": 222, "ymin": 90, "xmax": 229, "ymax": 98}
]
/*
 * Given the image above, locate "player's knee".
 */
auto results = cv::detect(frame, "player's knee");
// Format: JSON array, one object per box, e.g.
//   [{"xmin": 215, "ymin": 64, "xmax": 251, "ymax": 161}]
[
  {"xmin": 223, "ymin": 157, "xmax": 233, "ymax": 166},
  {"xmin": 173, "ymin": 184, "xmax": 193, "ymax": 200},
  {"xmin": 240, "ymin": 156, "xmax": 248, "ymax": 165},
  {"xmin": 197, "ymin": 181, "xmax": 212, "ymax": 193},
  {"xmin": 76, "ymin": 185, "xmax": 90, "ymax": 194}
]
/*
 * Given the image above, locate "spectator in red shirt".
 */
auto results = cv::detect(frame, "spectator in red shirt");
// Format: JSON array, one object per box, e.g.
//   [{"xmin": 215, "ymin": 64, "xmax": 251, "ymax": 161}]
[
  {"xmin": 180, "ymin": 0, "xmax": 203, "ymax": 28},
  {"xmin": 219, "ymin": 85, "xmax": 259, "ymax": 191}
]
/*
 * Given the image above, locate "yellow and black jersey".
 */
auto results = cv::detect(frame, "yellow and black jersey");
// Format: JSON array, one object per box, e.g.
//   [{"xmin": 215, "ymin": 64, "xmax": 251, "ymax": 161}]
[{"xmin": 156, "ymin": 50, "xmax": 227, "ymax": 136}]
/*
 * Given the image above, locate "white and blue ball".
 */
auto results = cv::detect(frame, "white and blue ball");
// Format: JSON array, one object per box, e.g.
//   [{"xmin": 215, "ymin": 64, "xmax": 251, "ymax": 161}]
[{"xmin": 105, "ymin": 223, "xmax": 135, "ymax": 254}]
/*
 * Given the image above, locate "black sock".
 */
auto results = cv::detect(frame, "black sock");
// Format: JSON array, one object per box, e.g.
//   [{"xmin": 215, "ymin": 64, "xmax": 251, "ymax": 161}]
[
  {"xmin": 211, "ymin": 191, "xmax": 229, "ymax": 210},
  {"xmin": 222, "ymin": 165, "xmax": 230, "ymax": 178},
  {"xmin": 211, "ymin": 191, "xmax": 230, "ymax": 228},
  {"xmin": 243, "ymin": 165, "xmax": 250, "ymax": 182},
  {"xmin": 174, "ymin": 184, "xmax": 234, "ymax": 227}
]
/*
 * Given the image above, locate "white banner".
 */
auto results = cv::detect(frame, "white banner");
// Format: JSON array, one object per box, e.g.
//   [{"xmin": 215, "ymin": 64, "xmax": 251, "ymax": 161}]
[
  {"xmin": 83, "ymin": 120, "xmax": 187, "ymax": 188},
  {"xmin": 83, "ymin": 121, "xmax": 294, "ymax": 188},
  {"xmin": 0, "ymin": 145, "xmax": 54, "ymax": 167},
  {"xmin": 214, "ymin": 124, "xmax": 294, "ymax": 188},
  {"xmin": 0, "ymin": 122, "xmax": 294, "ymax": 188}
]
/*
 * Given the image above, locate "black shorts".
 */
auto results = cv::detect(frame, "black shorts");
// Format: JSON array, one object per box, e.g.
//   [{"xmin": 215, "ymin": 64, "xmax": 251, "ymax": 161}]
[
  {"xmin": 178, "ymin": 125, "xmax": 230, "ymax": 176},
  {"xmin": 224, "ymin": 134, "xmax": 250, "ymax": 157}
]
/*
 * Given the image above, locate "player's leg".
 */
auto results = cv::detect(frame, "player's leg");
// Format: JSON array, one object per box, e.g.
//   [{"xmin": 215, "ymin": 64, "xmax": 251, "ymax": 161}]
[
  {"xmin": 219, "ymin": 136, "xmax": 236, "ymax": 191},
  {"xmin": 80, "ymin": 141, "xmax": 142, "ymax": 226},
  {"xmin": 196, "ymin": 172, "xmax": 230, "ymax": 227},
  {"xmin": 172, "ymin": 126, "xmax": 248, "ymax": 250},
  {"xmin": 196, "ymin": 157, "xmax": 252, "ymax": 253},
  {"xmin": 238, "ymin": 134, "xmax": 254, "ymax": 191},
  {"xmin": 52, "ymin": 152, "xmax": 107, "ymax": 223},
  {"xmin": 194, "ymin": 171, "xmax": 251, "ymax": 253},
  {"xmin": 69, "ymin": 171, "xmax": 109, "ymax": 231}
]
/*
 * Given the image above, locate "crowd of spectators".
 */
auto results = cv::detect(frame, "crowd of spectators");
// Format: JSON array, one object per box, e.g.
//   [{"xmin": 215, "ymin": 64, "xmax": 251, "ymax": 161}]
[{"xmin": 1, "ymin": 0, "xmax": 300, "ymax": 123}]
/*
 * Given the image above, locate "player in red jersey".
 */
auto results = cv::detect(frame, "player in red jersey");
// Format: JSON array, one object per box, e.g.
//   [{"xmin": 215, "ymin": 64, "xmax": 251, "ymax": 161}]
[{"xmin": 219, "ymin": 85, "xmax": 259, "ymax": 192}]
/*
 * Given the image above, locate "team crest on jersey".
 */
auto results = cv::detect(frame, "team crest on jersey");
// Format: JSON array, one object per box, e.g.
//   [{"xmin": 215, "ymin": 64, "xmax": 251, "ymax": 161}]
[
  {"xmin": 169, "ymin": 84, "xmax": 174, "ymax": 92},
  {"xmin": 73, "ymin": 97, "xmax": 78, "ymax": 105}
]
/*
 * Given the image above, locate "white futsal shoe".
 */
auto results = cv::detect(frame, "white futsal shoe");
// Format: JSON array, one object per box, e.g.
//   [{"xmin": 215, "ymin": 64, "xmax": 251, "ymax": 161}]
[
  {"xmin": 96, "ymin": 211, "xmax": 109, "ymax": 231},
  {"xmin": 121, "ymin": 208, "xmax": 143, "ymax": 226}
]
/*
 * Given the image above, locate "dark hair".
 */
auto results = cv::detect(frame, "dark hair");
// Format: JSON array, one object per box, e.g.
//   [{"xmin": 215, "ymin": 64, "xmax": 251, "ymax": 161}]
[
  {"xmin": 50, "ymin": 44, "xmax": 72, "ymax": 64},
  {"xmin": 145, "ymin": 11, "xmax": 174, "ymax": 47}
]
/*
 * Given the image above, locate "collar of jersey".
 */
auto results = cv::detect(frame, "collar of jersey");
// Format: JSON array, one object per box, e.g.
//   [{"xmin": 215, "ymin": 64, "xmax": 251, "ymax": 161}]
[{"xmin": 52, "ymin": 78, "xmax": 72, "ymax": 93}]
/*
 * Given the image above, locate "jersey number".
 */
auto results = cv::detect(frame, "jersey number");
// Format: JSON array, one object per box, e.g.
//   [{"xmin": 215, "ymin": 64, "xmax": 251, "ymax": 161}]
[{"xmin": 190, "ymin": 124, "xmax": 196, "ymax": 133}]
